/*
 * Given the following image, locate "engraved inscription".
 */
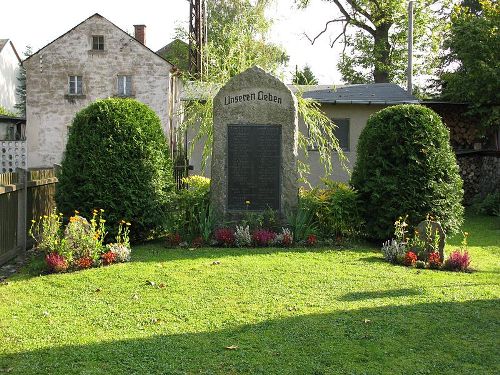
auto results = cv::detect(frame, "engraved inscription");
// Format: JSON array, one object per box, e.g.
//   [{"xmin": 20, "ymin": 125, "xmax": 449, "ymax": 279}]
[{"xmin": 227, "ymin": 124, "xmax": 281, "ymax": 210}]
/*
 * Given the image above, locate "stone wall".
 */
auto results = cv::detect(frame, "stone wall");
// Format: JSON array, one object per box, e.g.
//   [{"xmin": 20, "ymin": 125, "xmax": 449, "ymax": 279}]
[
  {"xmin": 24, "ymin": 14, "xmax": 178, "ymax": 168},
  {"xmin": 456, "ymin": 152, "xmax": 500, "ymax": 204}
]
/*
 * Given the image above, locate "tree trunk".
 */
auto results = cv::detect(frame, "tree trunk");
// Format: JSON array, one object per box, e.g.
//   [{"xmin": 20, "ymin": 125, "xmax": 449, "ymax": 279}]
[{"xmin": 372, "ymin": 24, "xmax": 391, "ymax": 83}]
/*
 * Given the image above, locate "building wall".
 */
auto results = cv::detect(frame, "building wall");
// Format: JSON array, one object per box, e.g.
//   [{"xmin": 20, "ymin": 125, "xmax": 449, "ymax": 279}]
[
  {"xmin": 24, "ymin": 15, "xmax": 175, "ymax": 168},
  {"xmin": 187, "ymin": 102, "xmax": 387, "ymax": 186},
  {"xmin": 0, "ymin": 42, "xmax": 20, "ymax": 112}
]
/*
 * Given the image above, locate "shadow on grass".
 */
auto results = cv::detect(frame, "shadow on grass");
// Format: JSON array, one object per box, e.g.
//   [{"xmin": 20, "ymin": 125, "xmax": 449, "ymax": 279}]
[
  {"xmin": 0, "ymin": 299, "xmax": 497, "ymax": 375},
  {"xmin": 338, "ymin": 288, "xmax": 422, "ymax": 301}
]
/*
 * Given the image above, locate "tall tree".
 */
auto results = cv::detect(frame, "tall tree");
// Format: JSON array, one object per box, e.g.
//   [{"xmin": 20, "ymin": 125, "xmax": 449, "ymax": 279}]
[
  {"xmin": 439, "ymin": 0, "xmax": 499, "ymax": 128},
  {"xmin": 181, "ymin": 0, "xmax": 345, "ymax": 181},
  {"xmin": 297, "ymin": 0, "xmax": 447, "ymax": 85},
  {"xmin": 293, "ymin": 65, "xmax": 319, "ymax": 85},
  {"xmin": 15, "ymin": 46, "xmax": 32, "ymax": 117}
]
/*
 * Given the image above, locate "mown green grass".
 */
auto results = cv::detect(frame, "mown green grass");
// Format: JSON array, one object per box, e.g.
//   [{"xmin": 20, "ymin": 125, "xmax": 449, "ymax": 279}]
[{"xmin": 0, "ymin": 214, "xmax": 498, "ymax": 374}]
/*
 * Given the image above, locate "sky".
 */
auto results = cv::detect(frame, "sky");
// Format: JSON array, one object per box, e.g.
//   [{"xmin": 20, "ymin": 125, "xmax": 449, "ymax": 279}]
[{"xmin": 1, "ymin": 0, "xmax": 344, "ymax": 84}]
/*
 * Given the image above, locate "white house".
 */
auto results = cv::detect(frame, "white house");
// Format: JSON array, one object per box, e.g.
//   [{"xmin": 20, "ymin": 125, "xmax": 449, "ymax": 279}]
[
  {"xmin": 24, "ymin": 14, "xmax": 182, "ymax": 168},
  {"xmin": 0, "ymin": 39, "xmax": 21, "ymax": 112}
]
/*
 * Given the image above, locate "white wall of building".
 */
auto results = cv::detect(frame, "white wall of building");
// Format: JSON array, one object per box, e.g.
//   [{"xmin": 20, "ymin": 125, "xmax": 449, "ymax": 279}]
[
  {"xmin": 0, "ymin": 41, "xmax": 21, "ymax": 112},
  {"xmin": 24, "ymin": 15, "xmax": 178, "ymax": 168}
]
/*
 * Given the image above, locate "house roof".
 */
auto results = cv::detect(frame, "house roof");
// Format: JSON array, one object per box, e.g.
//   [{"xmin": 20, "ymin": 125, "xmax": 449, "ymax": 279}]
[
  {"xmin": 181, "ymin": 81, "xmax": 418, "ymax": 105},
  {"xmin": 23, "ymin": 14, "xmax": 178, "ymax": 70},
  {"xmin": 297, "ymin": 83, "xmax": 419, "ymax": 104},
  {"xmin": 0, "ymin": 39, "xmax": 8, "ymax": 51},
  {"xmin": 0, "ymin": 115, "xmax": 26, "ymax": 123},
  {"xmin": 0, "ymin": 39, "xmax": 21, "ymax": 62}
]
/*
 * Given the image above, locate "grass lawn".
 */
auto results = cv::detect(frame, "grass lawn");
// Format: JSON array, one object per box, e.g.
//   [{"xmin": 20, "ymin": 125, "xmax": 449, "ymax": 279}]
[{"xmin": 0, "ymin": 214, "xmax": 499, "ymax": 374}]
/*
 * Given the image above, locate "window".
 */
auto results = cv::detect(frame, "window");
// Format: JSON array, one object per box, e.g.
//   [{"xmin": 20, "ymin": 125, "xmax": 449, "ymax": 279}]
[
  {"xmin": 68, "ymin": 76, "xmax": 83, "ymax": 95},
  {"xmin": 117, "ymin": 75, "xmax": 132, "ymax": 97},
  {"xmin": 332, "ymin": 118, "xmax": 350, "ymax": 151},
  {"xmin": 307, "ymin": 118, "xmax": 350, "ymax": 152},
  {"xmin": 92, "ymin": 35, "xmax": 104, "ymax": 50}
]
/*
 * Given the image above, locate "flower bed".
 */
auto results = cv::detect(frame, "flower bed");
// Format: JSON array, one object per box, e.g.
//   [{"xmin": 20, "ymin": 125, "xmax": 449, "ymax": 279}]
[
  {"xmin": 381, "ymin": 216, "xmax": 473, "ymax": 272},
  {"xmin": 30, "ymin": 209, "xmax": 132, "ymax": 273}
]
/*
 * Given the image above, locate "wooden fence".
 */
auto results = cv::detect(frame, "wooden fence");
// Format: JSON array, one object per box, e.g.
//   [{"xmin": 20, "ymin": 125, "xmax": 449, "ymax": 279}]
[{"xmin": 0, "ymin": 168, "xmax": 57, "ymax": 266}]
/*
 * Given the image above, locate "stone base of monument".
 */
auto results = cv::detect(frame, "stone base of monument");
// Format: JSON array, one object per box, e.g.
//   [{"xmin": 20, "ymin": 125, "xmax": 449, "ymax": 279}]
[{"xmin": 210, "ymin": 66, "xmax": 299, "ymax": 224}]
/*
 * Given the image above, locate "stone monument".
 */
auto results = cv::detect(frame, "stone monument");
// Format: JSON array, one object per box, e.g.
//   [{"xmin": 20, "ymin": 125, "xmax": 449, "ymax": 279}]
[{"xmin": 211, "ymin": 66, "xmax": 298, "ymax": 221}]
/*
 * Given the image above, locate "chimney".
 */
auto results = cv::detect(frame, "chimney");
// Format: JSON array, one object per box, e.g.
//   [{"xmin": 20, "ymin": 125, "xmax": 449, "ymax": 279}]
[{"xmin": 134, "ymin": 24, "xmax": 146, "ymax": 45}]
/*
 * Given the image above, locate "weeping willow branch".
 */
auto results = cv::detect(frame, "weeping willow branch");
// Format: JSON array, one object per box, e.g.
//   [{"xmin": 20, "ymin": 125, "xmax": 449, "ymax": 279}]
[{"xmin": 179, "ymin": 86, "xmax": 348, "ymax": 185}]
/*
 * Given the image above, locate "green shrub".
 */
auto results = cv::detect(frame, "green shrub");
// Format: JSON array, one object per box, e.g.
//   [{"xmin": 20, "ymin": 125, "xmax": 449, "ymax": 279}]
[
  {"xmin": 168, "ymin": 175, "xmax": 213, "ymax": 241},
  {"xmin": 56, "ymin": 98, "xmax": 174, "ymax": 240},
  {"xmin": 300, "ymin": 180, "xmax": 362, "ymax": 239},
  {"xmin": 351, "ymin": 104, "xmax": 464, "ymax": 240},
  {"xmin": 472, "ymin": 191, "xmax": 500, "ymax": 216}
]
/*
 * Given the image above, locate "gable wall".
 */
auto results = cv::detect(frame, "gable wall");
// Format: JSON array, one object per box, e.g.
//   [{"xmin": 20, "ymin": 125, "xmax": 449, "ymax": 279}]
[
  {"xmin": 0, "ymin": 43, "xmax": 20, "ymax": 112},
  {"xmin": 24, "ymin": 15, "xmax": 174, "ymax": 168}
]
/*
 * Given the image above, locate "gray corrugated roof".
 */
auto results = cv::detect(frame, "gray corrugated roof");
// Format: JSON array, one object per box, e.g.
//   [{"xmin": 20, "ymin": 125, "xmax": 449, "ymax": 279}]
[
  {"xmin": 181, "ymin": 81, "xmax": 418, "ymax": 104},
  {"xmin": 0, "ymin": 39, "xmax": 9, "ymax": 52},
  {"xmin": 299, "ymin": 83, "xmax": 418, "ymax": 104}
]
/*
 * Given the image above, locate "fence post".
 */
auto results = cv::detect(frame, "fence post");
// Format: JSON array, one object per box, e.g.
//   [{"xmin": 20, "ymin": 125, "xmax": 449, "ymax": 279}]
[{"xmin": 16, "ymin": 168, "xmax": 27, "ymax": 258}]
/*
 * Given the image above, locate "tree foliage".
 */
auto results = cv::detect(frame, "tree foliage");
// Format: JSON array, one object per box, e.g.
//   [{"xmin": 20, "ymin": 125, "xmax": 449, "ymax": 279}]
[
  {"xmin": 181, "ymin": 0, "xmax": 344, "ymax": 181},
  {"xmin": 56, "ymin": 98, "xmax": 174, "ymax": 241},
  {"xmin": 0, "ymin": 106, "xmax": 16, "ymax": 117},
  {"xmin": 15, "ymin": 46, "xmax": 32, "ymax": 118},
  {"xmin": 293, "ymin": 65, "xmax": 319, "ymax": 85},
  {"xmin": 439, "ymin": 0, "xmax": 499, "ymax": 128},
  {"xmin": 351, "ymin": 104, "xmax": 464, "ymax": 240},
  {"xmin": 297, "ymin": 0, "xmax": 447, "ymax": 85}
]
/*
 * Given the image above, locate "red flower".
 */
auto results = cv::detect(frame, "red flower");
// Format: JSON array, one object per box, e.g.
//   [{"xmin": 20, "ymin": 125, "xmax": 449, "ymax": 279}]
[
  {"xmin": 215, "ymin": 228, "xmax": 235, "ymax": 247},
  {"xmin": 282, "ymin": 233, "xmax": 293, "ymax": 247},
  {"xmin": 427, "ymin": 252, "xmax": 442, "ymax": 269},
  {"xmin": 445, "ymin": 250, "xmax": 471, "ymax": 271},
  {"xmin": 101, "ymin": 251, "xmax": 116, "ymax": 266},
  {"xmin": 403, "ymin": 251, "xmax": 417, "ymax": 267},
  {"xmin": 75, "ymin": 256, "xmax": 94, "ymax": 269},
  {"xmin": 45, "ymin": 252, "xmax": 68, "ymax": 273},
  {"xmin": 306, "ymin": 234, "xmax": 317, "ymax": 246},
  {"xmin": 167, "ymin": 233, "xmax": 182, "ymax": 247},
  {"xmin": 191, "ymin": 236, "xmax": 204, "ymax": 248},
  {"xmin": 252, "ymin": 229, "xmax": 277, "ymax": 247}
]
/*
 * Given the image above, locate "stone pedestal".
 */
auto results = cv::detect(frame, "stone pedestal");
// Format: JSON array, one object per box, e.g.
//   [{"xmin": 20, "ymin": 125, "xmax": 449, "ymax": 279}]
[{"xmin": 211, "ymin": 66, "xmax": 298, "ymax": 222}]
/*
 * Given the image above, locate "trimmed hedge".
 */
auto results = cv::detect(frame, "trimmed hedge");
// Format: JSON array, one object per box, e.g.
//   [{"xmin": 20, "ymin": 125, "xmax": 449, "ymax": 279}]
[
  {"xmin": 351, "ymin": 104, "xmax": 464, "ymax": 240},
  {"xmin": 56, "ymin": 98, "xmax": 174, "ymax": 240}
]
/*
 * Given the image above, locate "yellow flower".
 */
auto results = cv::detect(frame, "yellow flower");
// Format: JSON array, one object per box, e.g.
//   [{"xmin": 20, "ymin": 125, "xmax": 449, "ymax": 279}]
[
  {"xmin": 464, "ymin": 232, "xmax": 469, "ymax": 236},
  {"xmin": 126, "ymin": 222, "xmax": 131, "ymax": 226},
  {"xmin": 74, "ymin": 210, "xmax": 80, "ymax": 214},
  {"xmin": 31, "ymin": 219, "xmax": 36, "ymax": 223},
  {"xmin": 100, "ymin": 208, "xmax": 104, "ymax": 212},
  {"xmin": 245, "ymin": 200, "xmax": 251, "ymax": 205}
]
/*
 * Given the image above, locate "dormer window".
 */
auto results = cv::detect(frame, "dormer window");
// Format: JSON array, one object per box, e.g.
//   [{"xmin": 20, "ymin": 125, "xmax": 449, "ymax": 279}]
[{"xmin": 92, "ymin": 35, "xmax": 104, "ymax": 50}]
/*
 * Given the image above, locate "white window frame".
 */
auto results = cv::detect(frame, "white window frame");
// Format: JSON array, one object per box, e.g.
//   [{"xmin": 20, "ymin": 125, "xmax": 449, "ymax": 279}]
[
  {"xmin": 68, "ymin": 76, "xmax": 83, "ymax": 95},
  {"xmin": 117, "ymin": 75, "xmax": 132, "ymax": 97}
]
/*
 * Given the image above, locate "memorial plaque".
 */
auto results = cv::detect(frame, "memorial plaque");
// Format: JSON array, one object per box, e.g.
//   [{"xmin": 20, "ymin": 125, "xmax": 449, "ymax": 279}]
[
  {"xmin": 211, "ymin": 66, "xmax": 298, "ymax": 222},
  {"xmin": 227, "ymin": 124, "xmax": 281, "ymax": 210}
]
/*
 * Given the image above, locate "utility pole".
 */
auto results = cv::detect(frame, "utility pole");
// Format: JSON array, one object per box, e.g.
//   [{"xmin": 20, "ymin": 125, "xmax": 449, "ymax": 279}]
[
  {"xmin": 188, "ymin": 0, "xmax": 207, "ymax": 79},
  {"xmin": 407, "ymin": 1, "xmax": 414, "ymax": 94}
]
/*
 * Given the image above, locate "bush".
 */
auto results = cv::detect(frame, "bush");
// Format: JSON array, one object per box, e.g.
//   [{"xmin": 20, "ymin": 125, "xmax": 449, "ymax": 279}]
[
  {"xmin": 56, "ymin": 98, "xmax": 174, "ymax": 241},
  {"xmin": 472, "ymin": 191, "xmax": 500, "ymax": 216},
  {"xmin": 300, "ymin": 180, "xmax": 362, "ymax": 239},
  {"xmin": 169, "ymin": 175, "xmax": 212, "ymax": 241},
  {"xmin": 252, "ymin": 229, "xmax": 277, "ymax": 247},
  {"xmin": 351, "ymin": 104, "xmax": 464, "ymax": 240},
  {"xmin": 381, "ymin": 239, "xmax": 406, "ymax": 264},
  {"xmin": 444, "ymin": 250, "xmax": 471, "ymax": 271},
  {"xmin": 214, "ymin": 228, "xmax": 235, "ymax": 247}
]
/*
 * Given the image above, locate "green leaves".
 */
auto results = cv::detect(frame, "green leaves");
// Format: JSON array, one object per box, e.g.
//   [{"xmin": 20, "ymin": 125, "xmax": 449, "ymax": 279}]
[
  {"xmin": 56, "ymin": 98, "xmax": 174, "ymax": 241},
  {"xmin": 351, "ymin": 104, "xmax": 464, "ymax": 240}
]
